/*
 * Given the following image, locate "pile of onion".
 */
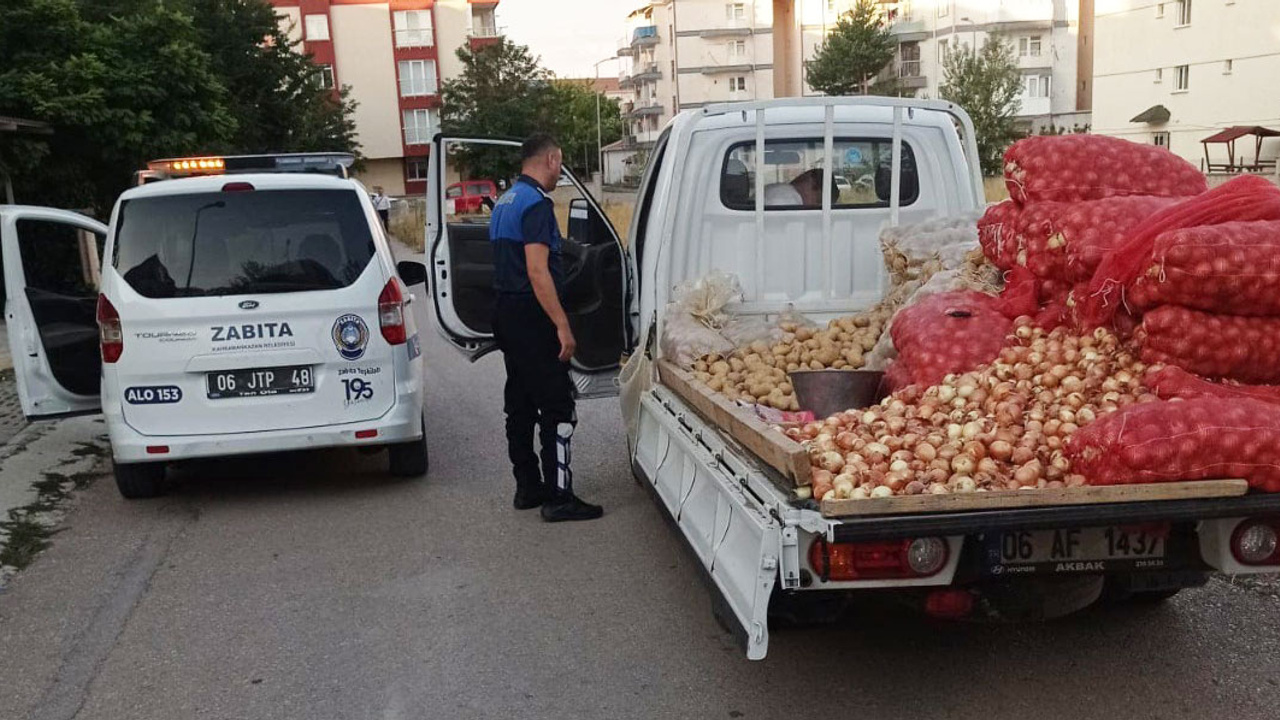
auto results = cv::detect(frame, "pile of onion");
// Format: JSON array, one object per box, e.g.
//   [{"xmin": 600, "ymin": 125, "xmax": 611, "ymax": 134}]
[{"xmin": 792, "ymin": 318, "xmax": 1158, "ymax": 501}]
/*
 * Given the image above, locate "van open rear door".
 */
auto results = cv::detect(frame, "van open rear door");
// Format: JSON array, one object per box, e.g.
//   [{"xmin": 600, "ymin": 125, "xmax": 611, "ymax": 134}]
[{"xmin": 0, "ymin": 206, "xmax": 106, "ymax": 419}]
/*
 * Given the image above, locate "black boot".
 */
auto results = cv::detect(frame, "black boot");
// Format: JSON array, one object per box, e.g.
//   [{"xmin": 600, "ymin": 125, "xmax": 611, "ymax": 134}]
[{"xmin": 541, "ymin": 493, "xmax": 604, "ymax": 522}]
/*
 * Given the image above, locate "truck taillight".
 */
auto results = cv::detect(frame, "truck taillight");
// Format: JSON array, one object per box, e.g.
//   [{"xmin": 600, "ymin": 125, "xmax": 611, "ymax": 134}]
[
  {"xmin": 378, "ymin": 279, "xmax": 407, "ymax": 345},
  {"xmin": 809, "ymin": 537, "xmax": 949, "ymax": 581},
  {"xmin": 97, "ymin": 294, "xmax": 123, "ymax": 363},
  {"xmin": 1231, "ymin": 519, "xmax": 1280, "ymax": 565}
]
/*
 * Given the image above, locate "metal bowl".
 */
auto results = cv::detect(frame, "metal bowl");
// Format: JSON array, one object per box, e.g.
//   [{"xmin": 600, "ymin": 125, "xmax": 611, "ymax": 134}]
[{"xmin": 788, "ymin": 369, "xmax": 887, "ymax": 418}]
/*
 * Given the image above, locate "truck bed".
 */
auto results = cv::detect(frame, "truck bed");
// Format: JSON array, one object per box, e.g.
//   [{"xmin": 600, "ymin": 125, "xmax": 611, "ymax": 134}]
[{"xmin": 655, "ymin": 359, "xmax": 1264, "ymax": 521}]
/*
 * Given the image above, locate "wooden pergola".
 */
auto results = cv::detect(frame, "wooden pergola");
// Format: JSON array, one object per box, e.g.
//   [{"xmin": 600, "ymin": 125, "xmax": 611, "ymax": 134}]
[{"xmin": 1201, "ymin": 125, "xmax": 1280, "ymax": 173}]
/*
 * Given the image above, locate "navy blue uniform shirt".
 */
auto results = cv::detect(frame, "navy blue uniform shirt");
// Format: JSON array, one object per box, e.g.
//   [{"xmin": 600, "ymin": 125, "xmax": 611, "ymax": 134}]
[{"xmin": 489, "ymin": 174, "xmax": 564, "ymax": 296}]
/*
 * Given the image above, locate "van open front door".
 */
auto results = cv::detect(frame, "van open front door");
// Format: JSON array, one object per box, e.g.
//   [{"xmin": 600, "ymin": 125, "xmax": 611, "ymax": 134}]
[{"xmin": 427, "ymin": 135, "xmax": 634, "ymax": 398}]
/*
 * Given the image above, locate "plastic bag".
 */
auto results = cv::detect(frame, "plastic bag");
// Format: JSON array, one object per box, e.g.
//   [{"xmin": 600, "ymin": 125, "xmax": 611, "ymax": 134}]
[
  {"xmin": 717, "ymin": 305, "xmax": 818, "ymax": 350},
  {"xmin": 889, "ymin": 290, "xmax": 1012, "ymax": 389},
  {"xmin": 659, "ymin": 271, "xmax": 742, "ymax": 366},
  {"xmin": 881, "ymin": 213, "xmax": 981, "ymax": 286},
  {"xmin": 1003, "ymin": 135, "xmax": 1207, "ymax": 205},
  {"xmin": 1129, "ymin": 220, "xmax": 1280, "ymax": 316},
  {"xmin": 1138, "ymin": 306, "xmax": 1280, "ymax": 383},
  {"xmin": 1143, "ymin": 365, "xmax": 1280, "ymax": 406},
  {"xmin": 618, "ymin": 350, "xmax": 655, "ymax": 446},
  {"xmin": 1066, "ymin": 397, "xmax": 1280, "ymax": 491},
  {"xmin": 1081, "ymin": 175, "xmax": 1280, "ymax": 328}
]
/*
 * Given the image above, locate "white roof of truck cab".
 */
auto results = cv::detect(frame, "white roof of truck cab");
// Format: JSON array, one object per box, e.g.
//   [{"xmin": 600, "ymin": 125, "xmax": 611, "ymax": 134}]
[
  {"xmin": 673, "ymin": 99, "xmax": 962, "ymax": 135},
  {"xmin": 118, "ymin": 172, "xmax": 362, "ymax": 202}
]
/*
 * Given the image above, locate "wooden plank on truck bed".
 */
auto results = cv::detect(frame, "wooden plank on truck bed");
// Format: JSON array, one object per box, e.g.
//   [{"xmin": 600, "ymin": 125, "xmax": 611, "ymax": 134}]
[
  {"xmin": 656, "ymin": 359, "xmax": 812, "ymax": 487},
  {"xmin": 820, "ymin": 479, "xmax": 1250, "ymax": 518}
]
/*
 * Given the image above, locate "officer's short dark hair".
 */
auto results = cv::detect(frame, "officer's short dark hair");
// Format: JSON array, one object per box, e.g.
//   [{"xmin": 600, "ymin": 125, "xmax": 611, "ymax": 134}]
[{"xmin": 521, "ymin": 133, "xmax": 560, "ymax": 161}]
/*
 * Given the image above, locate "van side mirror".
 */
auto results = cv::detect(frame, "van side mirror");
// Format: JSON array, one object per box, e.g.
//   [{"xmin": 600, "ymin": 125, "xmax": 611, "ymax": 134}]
[{"xmin": 397, "ymin": 260, "xmax": 428, "ymax": 288}]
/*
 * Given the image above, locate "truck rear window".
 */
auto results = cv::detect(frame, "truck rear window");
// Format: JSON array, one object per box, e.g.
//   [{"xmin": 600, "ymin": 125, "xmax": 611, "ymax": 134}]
[
  {"xmin": 720, "ymin": 138, "xmax": 919, "ymax": 211},
  {"xmin": 112, "ymin": 189, "xmax": 375, "ymax": 298}
]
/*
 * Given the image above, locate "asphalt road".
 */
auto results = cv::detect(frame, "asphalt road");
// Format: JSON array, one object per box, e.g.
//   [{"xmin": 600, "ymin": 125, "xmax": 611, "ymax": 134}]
[{"xmin": 3, "ymin": 302, "xmax": 1280, "ymax": 719}]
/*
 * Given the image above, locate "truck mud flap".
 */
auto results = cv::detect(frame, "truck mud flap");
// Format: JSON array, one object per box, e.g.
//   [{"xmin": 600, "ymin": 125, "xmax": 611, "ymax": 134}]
[{"xmin": 633, "ymin": 391, "xmax": 781, "ymax": 660}]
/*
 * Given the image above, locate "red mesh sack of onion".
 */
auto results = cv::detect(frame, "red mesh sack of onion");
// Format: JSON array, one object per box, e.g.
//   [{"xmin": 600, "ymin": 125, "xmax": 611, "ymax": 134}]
[
  {"xmin": 887, "ymin": 291, "xmax": 1011, "ymax": 390},
  {"xmin": 1144, "ymin": 366, "xmax": 1280, "ymax": 406},
  {"xmin": 1128, "ymin": 220, "xmax": 1280, "ymax": 316},
  {"xmin": 977, "ymin": 200, "xmax": 1021, "ymax": 271},
  {"xmin": 1138, "ymin": 306, "xmax": 1280, "ymax": 384},
  {"xmin": 1066, "ymin": 397, "xmax": 1280, "ymax": 492},
  {"xmin": 1003, "ymin": 135, "xmax": 1206, "ymax": 205}
]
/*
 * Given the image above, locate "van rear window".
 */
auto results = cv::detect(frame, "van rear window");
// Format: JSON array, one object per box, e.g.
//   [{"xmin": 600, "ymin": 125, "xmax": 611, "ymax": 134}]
[
  {"xmin": 720, "ymin": 138, "xmax": 919, "ymax": 211},
  {"xmin": 113, "ymin": 189, "xmax": 375, "ymax": 299}
]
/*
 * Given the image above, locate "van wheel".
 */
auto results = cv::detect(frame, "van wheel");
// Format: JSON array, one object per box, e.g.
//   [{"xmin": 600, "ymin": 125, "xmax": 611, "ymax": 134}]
[
  {"xmin": 114, "ymin": 461, "xmax": 166, "ymax": 499},
  {"xmin": 389, "ymin": 416, "xmax": 428, "ymax": 478}
]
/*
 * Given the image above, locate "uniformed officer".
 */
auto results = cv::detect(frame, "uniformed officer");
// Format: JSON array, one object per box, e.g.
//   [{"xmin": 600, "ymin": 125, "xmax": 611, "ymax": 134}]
[{"xmin": 489, "ymin": 134, "xmax": 603, "ymax": 522}]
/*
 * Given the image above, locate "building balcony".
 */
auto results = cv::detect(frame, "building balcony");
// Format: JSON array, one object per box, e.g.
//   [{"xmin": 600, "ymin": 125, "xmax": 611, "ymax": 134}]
[
  {"xmin": 468, "ymin": 24, "xmax": 504, "ymax": 49},
  {"xmin": 632, "ymin": 63, "xmax": 662, "ymax": 83},
  {"xmin": 628, "ymin": 103, "xmax": 664, "ymax": 119},
  {"xmin": 890, "ymin": 19, "xmax": 929, "ymax": 42},
  {"xmin": 898, "ymin": 60, "xmax": 926, "ymax": 88},
  {"xmin": 632, "ymin": 26, "xmax": 659, "ymax": 47}
]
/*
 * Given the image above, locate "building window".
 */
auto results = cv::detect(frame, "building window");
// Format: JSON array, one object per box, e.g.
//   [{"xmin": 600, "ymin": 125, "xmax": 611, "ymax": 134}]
[
  {"xmin": 730, "ymin": 76, "xmax": 747, "ymax": 92},
  {"xmin": 315, "ymin": 64, "xmax": 335, "ymax": 90},
  {"xmin": 938, "ymin": 2, "xmax": 949, "ymax": 18},
  {"xmin": 406, "ymin": 157, "xmax": 429, "ymax": 182},
  {"xmin": 1175, "ymin": 64, "xmax": 1189, "ymax": 90},
  {"xmin": 394, "ymin": 10, "xmax": 434, "ymax": 48},
  {"xmin": 403, "ymin": 109, "xmax": 435, "ymax": 145},
  {"xmin": 1176, "ymin": 0, "xmax": 1191, "ymax": 25},
  {"xmin": 398, "ymin": 59, "xmax": 438, "ymax": 96},
  {"xmin": 1019, "ymin": 36, "xmax": 1042, "ymax": 57},
  {"xmin": 1154, "ymin": 68, "xmax": 1163, "ymax": 83},
  {"xmin": 726, "ymin": 3, "xmax": 746, "ymax": 21},
  {"xmin": 900, "ymin": 42, "xmax": 921, "ymax": 77},
  {"xmin": 939, "ymin": 39, "xmax": 949, "ymax": 61},
  {"xmin": 1026, "ymin": 75, "xmax": 1051, "ymax": 98},
  {"xmin": 1156, "ymin": 3, "xmax": 1165, "ymax": 17},
  {"xmin": 304, "ymin": 14, "xmax": 330, "ymax": 41},
  {"xmin": 729, "ymin": 40, "xmax": 747, "ymax": 58},
  {"xmin": 1153, "ymin": 132, "xmax": 1171, "ymax": 148},
  {"xmin": 1224, "ymin": 59, "xmax": 1233, "ymax": 74},
  {"xmin": 827, "ymin": 0, "xmax": 837, "ymax": 12}
]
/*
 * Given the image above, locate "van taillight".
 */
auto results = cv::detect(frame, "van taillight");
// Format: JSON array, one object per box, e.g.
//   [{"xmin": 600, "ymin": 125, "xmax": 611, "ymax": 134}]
[
  {"xmin": 378, "ymin": 279, "xmax": 407, "ymax": 345},
  {"xmin": 97, "ymin": 294, "xmax": 123, "ymax": 363}
]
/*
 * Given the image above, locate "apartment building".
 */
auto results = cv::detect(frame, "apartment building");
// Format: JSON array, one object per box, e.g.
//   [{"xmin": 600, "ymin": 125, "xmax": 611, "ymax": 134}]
[
  {"xmin": 605, "ymin": 0, "xmax": 866, "ymax": 183},
  {"xmin": 1092, "ymin": 0, "xmax": 1280, "ymax": 170},
  {"xmin": 269, "ymin": 0, "xmax": 503, "ymax": 196},
  {"xmin": 882, "ymin": 0, "xmax": 1091, "ymax": 134}
]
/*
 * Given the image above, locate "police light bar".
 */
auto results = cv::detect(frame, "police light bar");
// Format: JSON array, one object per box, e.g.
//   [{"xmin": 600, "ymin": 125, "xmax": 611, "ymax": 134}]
[{"xmin": 142, "ymin": 153, "xmax": 357, "ymax": 182}]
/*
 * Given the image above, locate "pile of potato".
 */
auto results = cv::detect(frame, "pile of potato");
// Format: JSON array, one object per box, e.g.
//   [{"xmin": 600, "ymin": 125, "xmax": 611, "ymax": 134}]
[{"xmin": 689, "ymin": 305, "xmax": 894, "ymax": 410}]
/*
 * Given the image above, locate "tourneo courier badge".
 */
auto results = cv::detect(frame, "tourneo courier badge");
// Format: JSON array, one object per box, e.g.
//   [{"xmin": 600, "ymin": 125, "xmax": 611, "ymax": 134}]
[{"xmin": 332, "ymin": 314, "xmax": 369, "ymax": 361}]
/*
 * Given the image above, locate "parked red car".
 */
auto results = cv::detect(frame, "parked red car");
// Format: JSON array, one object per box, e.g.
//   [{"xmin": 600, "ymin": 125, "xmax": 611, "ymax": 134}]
[{"xmin": 445, "ymin": 180, "xmax": 497, "ymax": 214}]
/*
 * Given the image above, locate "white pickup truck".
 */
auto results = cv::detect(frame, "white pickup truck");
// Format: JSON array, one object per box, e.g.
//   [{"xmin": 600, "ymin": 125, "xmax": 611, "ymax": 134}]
[{"xmin": 428, "ymin": 98, "xmax": 1280, "ymax": 661}]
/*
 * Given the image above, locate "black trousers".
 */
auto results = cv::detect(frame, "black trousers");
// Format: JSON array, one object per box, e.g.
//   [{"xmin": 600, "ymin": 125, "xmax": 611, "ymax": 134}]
[{"xmin": 493, "ymin": 294, "xmax": 577, "ymax": 498}]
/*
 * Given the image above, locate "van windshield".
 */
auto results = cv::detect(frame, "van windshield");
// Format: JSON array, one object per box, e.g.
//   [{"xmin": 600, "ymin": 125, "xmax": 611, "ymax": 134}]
[{"xmin": 113, "ymin": 189, "xmax": 375, "ymax": 298}]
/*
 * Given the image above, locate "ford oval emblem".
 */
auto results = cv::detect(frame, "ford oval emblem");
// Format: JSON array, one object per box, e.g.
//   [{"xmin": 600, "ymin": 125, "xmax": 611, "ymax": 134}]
[{"xmin": 239, "ymin": 300, "xmax": 259, "ymax": 310}]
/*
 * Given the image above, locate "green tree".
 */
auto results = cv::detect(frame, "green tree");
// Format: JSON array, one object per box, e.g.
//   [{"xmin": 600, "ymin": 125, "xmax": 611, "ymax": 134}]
[
  {"xmin": 938, "ymin": 35, "xmax": 1023, "ymax": 176},
  {"xmin": 0, "ymin": 0, "xmax": 359, "ymax": 214},
  {"xmin": 548, "ymin": 80, "xmax": 622, "ymax": 177},
  {"xmin": 441, "ymin": 39, "xmax": 554, "ymax": 180},
  {"xmin": 805, "ymin": 0, "xmax": 897, "ymax": 96}
]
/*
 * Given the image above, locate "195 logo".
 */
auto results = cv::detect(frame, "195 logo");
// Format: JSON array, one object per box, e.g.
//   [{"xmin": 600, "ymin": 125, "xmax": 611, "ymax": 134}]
[{"xmin": 342, "ymin": 378, "xmax": 373, "ymax": 405}]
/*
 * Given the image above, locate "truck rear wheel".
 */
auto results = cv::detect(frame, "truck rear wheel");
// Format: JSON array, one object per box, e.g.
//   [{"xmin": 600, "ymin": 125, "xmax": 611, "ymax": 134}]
[{"xmin": 114, "ymin": 461, "xmax": 166, "ymax": 499}]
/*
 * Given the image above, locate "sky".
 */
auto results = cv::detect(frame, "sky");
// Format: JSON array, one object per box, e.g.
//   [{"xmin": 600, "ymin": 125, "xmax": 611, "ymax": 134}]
[{"xmin": 500, "ymin": 0, "xmax": 639, "ymax": 79}]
